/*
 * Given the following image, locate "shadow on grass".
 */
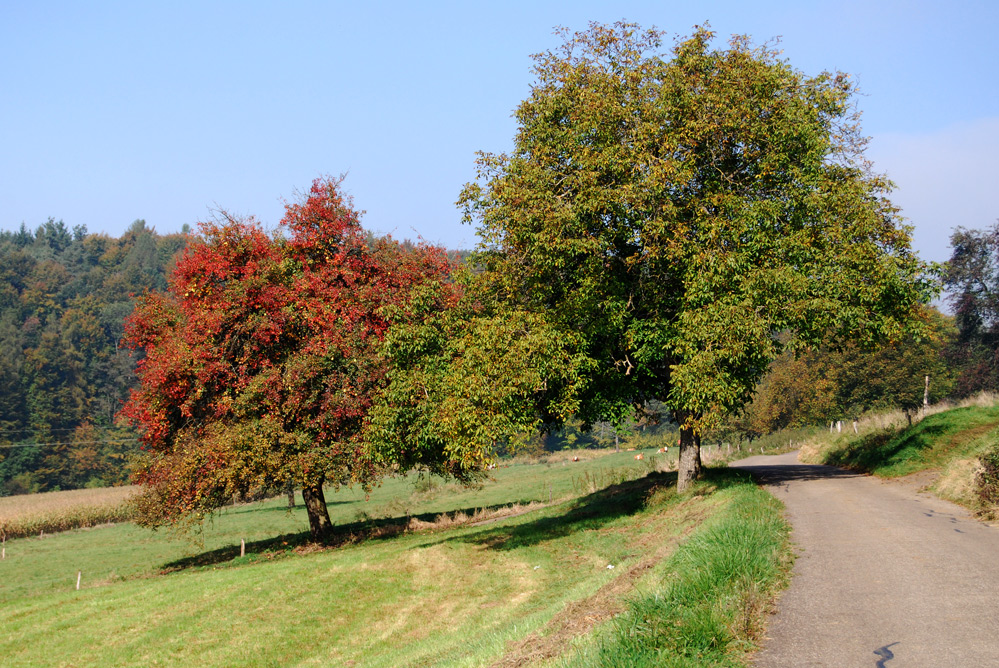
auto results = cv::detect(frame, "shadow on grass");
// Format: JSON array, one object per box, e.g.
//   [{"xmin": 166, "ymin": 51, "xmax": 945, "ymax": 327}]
[
  {"xmin": 820, "ymin": 425, "xmax": 944, "ymax": 472},
  {"xmin": 224, "ymin": 499, "xmax": 352, "ymax": 515},
  {"xmin": 813, "ymin": 406, "xmax": 999, "ymax": 475},
  {"xmin": 160, "ymin": 468, "xmax": 754, "ymax": 572},
  {"xmin": 159, "ymin": 499, "xmax": 541, "ymax": 573},
  {"xmin": 436, "ymin": 468, "xmax": 752, "ymax": 552}
]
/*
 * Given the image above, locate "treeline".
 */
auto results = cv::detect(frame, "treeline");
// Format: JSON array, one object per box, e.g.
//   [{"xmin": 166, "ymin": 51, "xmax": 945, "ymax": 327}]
[
  {"xmin": 727, "ymin": 219, "xmax": 999, "ymax": 440},
  {"xmin": 0, "ymin": 219, "xmax": 186, "ymax": 494},
  {"xmin": 729, "ymin": 309, "xmax": 954, "ymax": 438},
  {"xmin": 4, "ymin": 212, "xmax": 999, "ymax": 495}
]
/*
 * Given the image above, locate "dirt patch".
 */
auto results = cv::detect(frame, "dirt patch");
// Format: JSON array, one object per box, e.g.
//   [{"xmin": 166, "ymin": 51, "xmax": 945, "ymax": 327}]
[
  {"xmin": 883, "ymin": 469, "xmax": 940, "ymax": 493},
  {"xmin": 488, "ymin": 503, "xmax": 708, "ymax": 668}
]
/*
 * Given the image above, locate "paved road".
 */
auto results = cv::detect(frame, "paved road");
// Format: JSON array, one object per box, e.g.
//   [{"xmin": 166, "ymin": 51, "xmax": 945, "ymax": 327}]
[{"xmin": 731, "ymin": 451, "xmax": 999, "ymax": 667}]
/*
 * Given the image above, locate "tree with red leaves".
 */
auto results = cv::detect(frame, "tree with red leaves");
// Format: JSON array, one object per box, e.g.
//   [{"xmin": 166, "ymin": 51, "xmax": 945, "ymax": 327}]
[{"xmin": 122, "ymin": 177, "xmax": 453, "ymax": 540}]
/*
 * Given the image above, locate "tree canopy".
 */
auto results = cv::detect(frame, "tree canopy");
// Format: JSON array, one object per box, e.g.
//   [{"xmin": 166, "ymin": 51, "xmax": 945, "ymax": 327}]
[
  {"xmin": 944, "ymin": 222, "xmax": 999, "ymax": 395},
  {"xmin": 458, "ymin": 23, "xmax": 932, "ymax": 489},
  {"xmin": 733, "ymin": 307, "xmax": 954, "ymax": 436},
  {"xmin": 122, "ymin": 177, "xmax": 454, "ymax": 539}
]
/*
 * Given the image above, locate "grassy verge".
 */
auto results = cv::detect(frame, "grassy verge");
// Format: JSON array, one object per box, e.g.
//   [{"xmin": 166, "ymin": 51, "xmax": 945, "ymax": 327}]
[
  {"xmin": 0, "ymin": 450, "xmax": 673, "ymax": 601},
  {"xmin": 799, "ymin": 399, "xmax": 999, "ymax": 514},
  {"xmin": 554, "ymin": 470, "xmax": 792, "ymax": 668}
]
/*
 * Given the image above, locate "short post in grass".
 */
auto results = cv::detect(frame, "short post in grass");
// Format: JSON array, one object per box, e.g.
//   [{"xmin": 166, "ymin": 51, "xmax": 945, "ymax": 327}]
[
  {"xmin": 76, "ymin": 571, "xmax": 81, "ymax": 590},
  {"xmin": 240, "ymin": 539, "xmax": 245, "ymax": 558}
]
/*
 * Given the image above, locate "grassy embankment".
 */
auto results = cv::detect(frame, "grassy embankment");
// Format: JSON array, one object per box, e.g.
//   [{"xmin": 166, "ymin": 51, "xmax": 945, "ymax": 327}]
[
  {"xmin": 799, "ymin": 394, "xmax": 999, "ymax": 515},
  {"xmin": 0, "ymin": 447, "xmax": 790, "ymax": 667}
]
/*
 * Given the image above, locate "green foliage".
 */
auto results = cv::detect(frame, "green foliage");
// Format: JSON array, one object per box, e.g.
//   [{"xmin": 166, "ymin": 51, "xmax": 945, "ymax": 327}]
[
  {"xmin": 0, "ymin": 219, "xmax": 186, "ymax": 494},
  {"xmin": 975, "ymin": 446, "xmax": 999, "ymax": 510},
  {"xmin": 735, "ymin": 307, "xmax": 955, "ymax": 435},
  {"xmin": 369, "ymin": 266, "xmax": 587, "ymax": 474},
  {"xmin": 944, "ymin": 223, "xmax": 999, "ymax": 395},
  {"xmin": 458, "ymin": 23, "xmax": 931, "ymax": 489}
]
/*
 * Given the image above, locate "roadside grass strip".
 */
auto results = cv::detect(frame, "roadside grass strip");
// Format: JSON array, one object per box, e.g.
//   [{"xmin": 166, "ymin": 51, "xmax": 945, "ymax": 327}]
[
  {"xmin": 801, "ymin": 404, "xmax": 999, "ymax": 513},
  {"xmin": 557, "ymin": 470, "xmax": 792, "ymax": 668},
  {"xmin": 804, "ymin": 404, "xmax": 999, "ymax": 478}
]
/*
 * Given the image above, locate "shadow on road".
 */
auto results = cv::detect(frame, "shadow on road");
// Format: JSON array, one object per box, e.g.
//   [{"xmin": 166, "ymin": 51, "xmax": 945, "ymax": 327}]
[{"xmin": 731, "ymin": 462, "xmax": 864, "ymax": 485}]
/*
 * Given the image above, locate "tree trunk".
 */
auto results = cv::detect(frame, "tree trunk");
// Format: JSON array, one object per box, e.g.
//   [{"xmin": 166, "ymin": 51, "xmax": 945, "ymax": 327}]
[
  {"xmin": 301, "ymin": 483, "xmax": 333, "ymax": 541},
  {"xmin": 286, "ymin": 481, "xmax": 296, "ymax": 508},
  {"xmin": 677, "ymin": 424, "xmax": 702, "ymax": 493}
]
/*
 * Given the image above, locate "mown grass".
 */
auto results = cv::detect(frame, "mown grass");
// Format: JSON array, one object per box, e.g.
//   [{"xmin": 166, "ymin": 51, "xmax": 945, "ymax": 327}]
[
  {"xmin": 0, "ymin": 447, "xmax": 791, "ymax": 667},
  {"xmin": 0, "ymin": 449, "xmax": 671, "ymax": 604},
  {"xmin": 0, "ymin": 485, "xmax": 138, "ymax": 540}
]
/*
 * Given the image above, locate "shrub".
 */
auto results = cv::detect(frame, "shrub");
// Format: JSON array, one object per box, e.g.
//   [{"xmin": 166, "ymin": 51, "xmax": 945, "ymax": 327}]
[{"xmin": 975, "ymin": 446, "xmax": 999, "ymax": 515}]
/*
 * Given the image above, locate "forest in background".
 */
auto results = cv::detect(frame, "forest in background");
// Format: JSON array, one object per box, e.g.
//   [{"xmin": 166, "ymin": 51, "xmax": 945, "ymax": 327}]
[{"xmin": 0, "ymin": 219, "xmax": 186, "ymax": 494}]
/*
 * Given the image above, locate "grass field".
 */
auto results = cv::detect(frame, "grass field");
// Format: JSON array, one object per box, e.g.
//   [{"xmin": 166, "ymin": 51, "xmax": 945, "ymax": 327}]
[{"xmin": 0, "ymin": 447, "xmax": 791, "ymax": 667}]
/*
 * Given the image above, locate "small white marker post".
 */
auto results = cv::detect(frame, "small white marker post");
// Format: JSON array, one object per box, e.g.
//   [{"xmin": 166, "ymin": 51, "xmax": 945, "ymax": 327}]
[
  {"xmin": 240, "ymin": 539, "xmax": 245, "ymax": 558},
  {"xmin": 76, "ymin": 571, "xmax": 81, "ymax": 590}
]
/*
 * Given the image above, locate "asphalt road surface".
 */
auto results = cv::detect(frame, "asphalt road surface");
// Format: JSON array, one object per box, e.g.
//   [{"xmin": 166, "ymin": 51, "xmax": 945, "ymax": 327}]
[{"xmin": 731, "ymin": 451, "xmax": 999, "ymax": 667}]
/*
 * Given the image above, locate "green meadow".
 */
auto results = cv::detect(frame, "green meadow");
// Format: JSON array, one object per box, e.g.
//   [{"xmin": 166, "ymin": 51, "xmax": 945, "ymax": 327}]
[{"xmin": 1, "ymin": 448, "xmax": 790, "ymax": 667}]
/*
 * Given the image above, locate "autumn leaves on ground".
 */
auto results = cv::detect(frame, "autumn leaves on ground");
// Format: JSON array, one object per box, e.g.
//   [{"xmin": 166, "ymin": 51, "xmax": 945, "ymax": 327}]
[{"xmin": 0, "ymin": 449, "xmax": 790, "ymax": 667}]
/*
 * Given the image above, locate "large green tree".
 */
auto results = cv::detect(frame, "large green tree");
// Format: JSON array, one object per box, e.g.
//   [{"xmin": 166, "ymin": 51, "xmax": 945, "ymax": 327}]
[{"xmin": 459, "ymin": 23, "xmax": 932, "ymax": 490}]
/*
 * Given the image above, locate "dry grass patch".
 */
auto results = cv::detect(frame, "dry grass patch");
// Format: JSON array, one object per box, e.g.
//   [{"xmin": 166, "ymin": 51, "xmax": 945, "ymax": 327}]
[
  {"xmin": 0, "ymin": 486, "xmax": 138, "ymax": 539},
  {"xmin": 933, "ymin": 458, "xmax": 982, "ymax": 507}
]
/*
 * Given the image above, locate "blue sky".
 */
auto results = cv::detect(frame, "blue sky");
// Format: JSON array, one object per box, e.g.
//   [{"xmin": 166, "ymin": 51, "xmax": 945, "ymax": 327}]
[{"xmin": 2, "ymin": 1, "xmax": 996, "ymax": 263}]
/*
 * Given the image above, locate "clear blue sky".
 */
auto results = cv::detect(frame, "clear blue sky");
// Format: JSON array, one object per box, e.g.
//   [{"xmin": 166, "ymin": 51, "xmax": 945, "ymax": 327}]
[{"xmin": 2, "ymin": 1, "xmax": 996, "ymax": 263}]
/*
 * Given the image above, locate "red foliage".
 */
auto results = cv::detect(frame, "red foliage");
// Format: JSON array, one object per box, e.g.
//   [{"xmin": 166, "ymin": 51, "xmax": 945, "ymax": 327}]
[{"xmin": 121, "ymin": 177, "xmax": 454, "ymax": 526}]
